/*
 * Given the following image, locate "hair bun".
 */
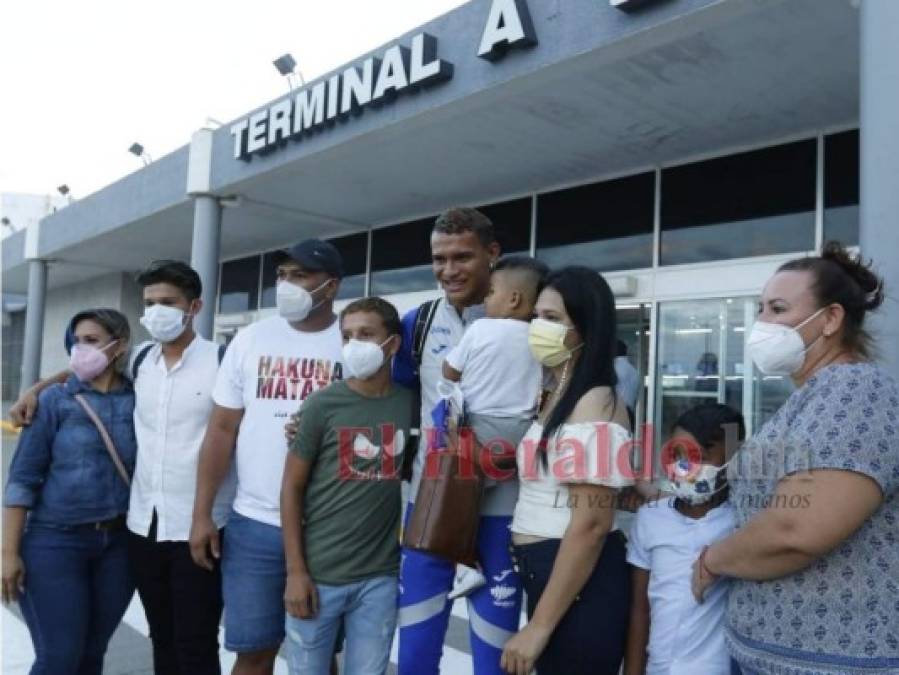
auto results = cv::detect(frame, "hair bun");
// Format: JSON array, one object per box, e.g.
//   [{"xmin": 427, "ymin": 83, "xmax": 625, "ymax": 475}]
[
  {"xmin": 863, "ymin": 280, "xmax": 885, "ymax": 311},
  {"xmin": 821, "ymin": 241, "xmax": 885, "ymax": 311}
]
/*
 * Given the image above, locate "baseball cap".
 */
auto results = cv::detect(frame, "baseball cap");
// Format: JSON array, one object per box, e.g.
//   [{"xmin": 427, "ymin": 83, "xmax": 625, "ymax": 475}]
[{"xmin": 274, "ymin": 238, "xmax": 344, "ymax": 278}]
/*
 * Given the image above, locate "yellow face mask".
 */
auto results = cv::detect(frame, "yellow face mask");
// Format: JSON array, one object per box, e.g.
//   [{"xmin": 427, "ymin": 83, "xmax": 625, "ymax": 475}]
[{"xmin": 528, "ymin": 318, "xmax": 581, "ymax": 367}]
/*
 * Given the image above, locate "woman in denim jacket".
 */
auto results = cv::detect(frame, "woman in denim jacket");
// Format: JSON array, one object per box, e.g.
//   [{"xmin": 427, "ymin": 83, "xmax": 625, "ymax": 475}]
[{"xmin": 2, "ymin": 308, "xmax": 137, "ymax": 675}]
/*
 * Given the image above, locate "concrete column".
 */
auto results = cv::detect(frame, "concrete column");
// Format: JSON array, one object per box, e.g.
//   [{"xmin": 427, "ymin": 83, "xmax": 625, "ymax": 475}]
[
  {"xmin": 190, "ymin": 195, "xmax": 222, "ymax": 340},
  {"xmin": 20, "ymin": 259, "xmax": 48, "ymax": 390},
  {"xmin": 859, "ymin": 0, "xmax": 899, "ymax": 381}
]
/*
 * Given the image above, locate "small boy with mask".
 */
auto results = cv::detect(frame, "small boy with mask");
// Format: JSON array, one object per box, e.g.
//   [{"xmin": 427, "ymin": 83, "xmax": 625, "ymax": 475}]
[
  {"xmin": 624, "ymin": 403, "xmax": 744, "ymax": 675},
  {"xmin": 439, "ymin": 255, "xmax": 549, "ymax": 598},
  {"xmin": 281, "ymin": 297, "xmax": 412, "ymax": 674}
]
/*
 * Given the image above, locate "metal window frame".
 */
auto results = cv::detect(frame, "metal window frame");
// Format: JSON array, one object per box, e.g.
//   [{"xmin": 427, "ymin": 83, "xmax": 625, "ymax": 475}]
[
  {"xmin": 815, "ymin": 133, "xmax": 825, "ymax": 252},
  {"xmin": 363, "ymin": 228, "xmax": 373, "ymax": 296},
  {"xmin": 529, "ymin": 194, "xmax": 537, "ymax": 257}
]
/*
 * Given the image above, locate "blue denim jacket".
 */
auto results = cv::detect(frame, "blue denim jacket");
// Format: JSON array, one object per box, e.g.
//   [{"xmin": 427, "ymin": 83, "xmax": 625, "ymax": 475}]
[{"xmin": 4, "ymin": 375, "xmax": 137, "ymax": 525}]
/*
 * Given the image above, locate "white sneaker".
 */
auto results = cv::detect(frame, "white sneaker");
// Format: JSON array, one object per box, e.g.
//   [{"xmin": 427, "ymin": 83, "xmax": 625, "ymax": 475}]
[{"xmin": 448, "ymin": 564, "xmax": 487, "ymax": 600}]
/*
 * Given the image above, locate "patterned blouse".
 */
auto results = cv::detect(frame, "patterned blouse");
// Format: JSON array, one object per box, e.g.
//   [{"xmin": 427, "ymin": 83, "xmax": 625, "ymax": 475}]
[{"xmin": 726, "ymin": 362, "xmax": 899, "ymax": 675}]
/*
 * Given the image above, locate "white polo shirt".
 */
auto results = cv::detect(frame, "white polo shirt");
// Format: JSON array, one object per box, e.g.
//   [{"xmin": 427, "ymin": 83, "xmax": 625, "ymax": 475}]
[
  {"xmin": 626, "ymin": 499, "xmax": 735, "ymax": 675},
  {"xmin": 127, "ymin": 336, "xmax": 236, "ymax": 542}
]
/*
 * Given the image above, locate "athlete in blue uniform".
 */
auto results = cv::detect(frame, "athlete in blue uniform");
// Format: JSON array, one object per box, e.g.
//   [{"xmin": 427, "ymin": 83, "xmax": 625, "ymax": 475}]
[{"xmin": 393, "ymin": 207, "xmax": 524, "ymax": 675}]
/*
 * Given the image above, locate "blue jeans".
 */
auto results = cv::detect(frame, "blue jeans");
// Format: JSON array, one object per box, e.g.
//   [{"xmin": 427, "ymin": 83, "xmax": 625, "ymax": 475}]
[
  {"xmin": 221, "ymin": 510, "xmax": 286, "ymax": 653},
  {"xmin": 511, "ymin": 532, "xmax": 630, "ymax": 675},
  {"xmin": 284, "ymin": 575, "xmax": 398, "ymax": 675},
  {"xmin": 19, "ymin": 521, "xmax": 135, "ymax": 675}
]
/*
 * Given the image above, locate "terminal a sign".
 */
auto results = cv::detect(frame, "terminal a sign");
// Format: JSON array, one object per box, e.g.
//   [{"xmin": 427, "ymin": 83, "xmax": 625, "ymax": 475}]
[
  {"xmin": 230, "ymin": 33, "xmax": 452, "ymax": 161},
  {"xmin": 230, "ymin": 0, "xmax": 539, "ymax": 161},
  {"xmin": 230, "ymin": 0, "xmax": 648, "ymax": 160}
]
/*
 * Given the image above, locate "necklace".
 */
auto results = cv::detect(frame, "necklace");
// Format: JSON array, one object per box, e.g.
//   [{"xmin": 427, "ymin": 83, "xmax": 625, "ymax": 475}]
[{"xmin": 540, "ymin": 357, "xmax": 572, "ymax": 421}]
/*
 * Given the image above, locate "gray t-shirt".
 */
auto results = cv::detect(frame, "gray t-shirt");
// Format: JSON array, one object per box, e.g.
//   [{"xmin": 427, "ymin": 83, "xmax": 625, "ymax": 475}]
[{"xmin": 726, "ymin": 362, "xmax": 899, "ymax": 673}]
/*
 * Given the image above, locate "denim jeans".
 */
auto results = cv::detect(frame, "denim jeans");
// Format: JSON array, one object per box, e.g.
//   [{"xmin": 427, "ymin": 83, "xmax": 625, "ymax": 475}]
[
  {"xmin": 19, "ymin": 522, "xmax": 135, "ymax": 675},
  {"xmin": 511, "ymin": 531, "xmax": 630, "ymax": 675},
  {"xmin": 221, "ymin": 510, "xmax": 286, "ymax": 653},
  {"xmin": 284, "ymin": 575, "xmax": 398, "ymax": 675}
]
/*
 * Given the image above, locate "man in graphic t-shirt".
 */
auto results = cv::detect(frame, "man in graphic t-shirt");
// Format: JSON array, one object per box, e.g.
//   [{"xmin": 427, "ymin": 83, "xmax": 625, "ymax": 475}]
[{"xmin": 189, "ymin": 239, "xmax": 344, "ymax": 675}]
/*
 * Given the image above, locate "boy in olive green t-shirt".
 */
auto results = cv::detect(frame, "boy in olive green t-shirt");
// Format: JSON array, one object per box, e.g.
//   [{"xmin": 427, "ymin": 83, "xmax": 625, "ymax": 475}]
[{"xmin": 281, "ymin": 297, "xmax": 412, "ymax": 675}]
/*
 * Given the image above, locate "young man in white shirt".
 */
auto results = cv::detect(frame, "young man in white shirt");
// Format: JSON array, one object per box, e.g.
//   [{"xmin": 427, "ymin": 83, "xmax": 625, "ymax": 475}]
[
  {"xmin": 127, "ymin": 260, "xmax": 235, "ymax": 675},
  {"xmin": 9, "ymin": 260, "xmax": 234, "ymax": 674},
  {"xmin": 189, "ymin": 239, "xmax": 344, "ymax": 675}
]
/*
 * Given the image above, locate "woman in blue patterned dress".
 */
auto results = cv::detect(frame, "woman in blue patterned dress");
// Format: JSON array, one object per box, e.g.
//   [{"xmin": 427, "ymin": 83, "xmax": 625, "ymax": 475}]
[{"xmin": 690, "ymin": 242, "xmax": 899, "ymax": 675}]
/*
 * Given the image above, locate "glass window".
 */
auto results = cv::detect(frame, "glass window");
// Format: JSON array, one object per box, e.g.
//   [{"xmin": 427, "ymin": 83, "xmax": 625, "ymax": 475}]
[
  {"xmin": 370, "ymin": 200, "xmax": 532, "ymax": 296},
  {"xmin": 653, "ymin": 297, "xmax": 793, "ymax": 467},
  {"xmin": 260, "ymin": 232, "xmax": 370, "ymax": 307},
  {"xmin": 824, "ymin": 129, "xmax": 859, "ymax": 246},
  {"xmin": 331, "ymin": 232, "xmax": 368, "ymax": 300},
  {"xmin": 478, "ymin": 198, "xmax": 532, "ymax": 257},
  {"xmin": 1, "ymin": 307, "xmax": 25, "ymax": 401},
  {"xmin": 219, "ymin": 255, "xmax": 261, "ymax": 314},
  {"xmin": 260, "ymin": 251, "xmax": 281, "ymax": 309},
  {"xmin": 370, "ymin": 217, "xmax": 436, "ymax": 296},
  {"xmin": 536, "ymin": 172, "xmax": 654, "ymax": 272},
  {"xmin": 661, "ymin": 140, "xmax": 816, "ymax": 265}
]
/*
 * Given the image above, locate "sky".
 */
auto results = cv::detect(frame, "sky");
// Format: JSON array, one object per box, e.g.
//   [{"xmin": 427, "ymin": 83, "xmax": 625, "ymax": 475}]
[{"xmin": 0, "ymin": 0, "xmax": 468, "ymax": 200}]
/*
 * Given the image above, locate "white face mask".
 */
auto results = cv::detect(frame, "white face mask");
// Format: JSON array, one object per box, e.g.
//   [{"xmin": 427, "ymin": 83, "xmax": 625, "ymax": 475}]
[
  {"xmin": 665, "ymin": 458, "xmax": 729, "ymax": 505},
  {"xmin": 140, "ymin": 304, "xmax": 189, "ymax": 343},
  {"xmin": 276, "ymin": 279, "xmax": 330, "ymax": 322},
  {"xmin": 746, "ymin": 307, "xmax": 826, "ymax": 375},
  {"xmin": 342, "ymin": 336, "xmax": 393, "ymax": 380}
]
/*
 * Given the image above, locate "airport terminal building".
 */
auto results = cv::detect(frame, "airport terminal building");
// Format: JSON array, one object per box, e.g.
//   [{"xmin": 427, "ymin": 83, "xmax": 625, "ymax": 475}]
[{"xmin": 3, "ymin": 0, "xmax": 898, "ymax": 446}]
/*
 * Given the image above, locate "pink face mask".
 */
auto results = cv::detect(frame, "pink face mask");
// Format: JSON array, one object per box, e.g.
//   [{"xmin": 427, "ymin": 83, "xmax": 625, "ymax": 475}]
[{"xmin": 69, "ymin": 341, "xmax": 118, "ymax": 382}]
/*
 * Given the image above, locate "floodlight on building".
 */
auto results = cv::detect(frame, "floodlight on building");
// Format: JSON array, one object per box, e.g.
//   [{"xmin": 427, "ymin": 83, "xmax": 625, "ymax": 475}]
[
  {"xmin": 273, "ymin": 53, "xmax": 305, "ymax": 91},
  {"xmin": 1, "ymin": 217, "xmax": 13, "ymax": 230},
  {"xmin": 57, "ymin": 185, "xmax": 70, "ymax": 196},
  {"xmin": 273, "ymin": 53, "xmax": 297, "ymax": 76},
  {"xmin": 129, "ymin": 142, "xmax": 153, "ymax": 166}
]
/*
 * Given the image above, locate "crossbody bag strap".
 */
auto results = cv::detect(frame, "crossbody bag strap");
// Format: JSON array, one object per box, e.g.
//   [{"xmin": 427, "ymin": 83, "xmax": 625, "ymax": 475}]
[{"xmin": 73, "ymin": 393, "xmax": 131, "ymax": 487}]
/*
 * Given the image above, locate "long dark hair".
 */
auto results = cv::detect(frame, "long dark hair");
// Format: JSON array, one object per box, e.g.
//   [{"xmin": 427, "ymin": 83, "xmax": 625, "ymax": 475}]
[{"xmin": 541, "ymin": 267, "xmax": 618, "ymax": 448}]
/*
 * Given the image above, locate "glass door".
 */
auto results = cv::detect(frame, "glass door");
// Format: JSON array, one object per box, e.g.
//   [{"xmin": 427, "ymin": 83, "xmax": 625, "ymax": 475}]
[
  {"xmin": 654, "ymin": 297, "xmax": 794, "ymax": 452},
  {"xmin": 615, "ymin": 304, "xmax": 651, "ymax": 432}
]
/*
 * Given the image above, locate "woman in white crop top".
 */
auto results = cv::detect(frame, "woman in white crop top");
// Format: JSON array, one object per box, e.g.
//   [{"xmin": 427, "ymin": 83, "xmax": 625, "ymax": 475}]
[{"xmin": 500, "ymin": 267, "xmax": 635, "ymax": 675}]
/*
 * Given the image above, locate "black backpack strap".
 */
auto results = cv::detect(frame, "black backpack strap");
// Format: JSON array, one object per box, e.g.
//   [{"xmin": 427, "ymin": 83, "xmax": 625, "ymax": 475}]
[
  {"xmin": 411, "ymin": 299, "xmax": 440, "ymax": 366},
  {"xmin": 217, "ymin": 343, "xmax": 227, "ymax": 363},
  {"xmin": 131, "ymin": 343, "xmax": 155, "ymax": 380}
]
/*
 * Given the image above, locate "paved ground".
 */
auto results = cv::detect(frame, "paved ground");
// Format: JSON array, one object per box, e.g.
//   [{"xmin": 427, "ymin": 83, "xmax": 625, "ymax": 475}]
[
  {"xmin": 1, "ymin": 409, "xmax": 479, "ymax": 674},
  {"xmin": 2, "ymin": 593, "xmax": 480, "ymax": 674}
]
